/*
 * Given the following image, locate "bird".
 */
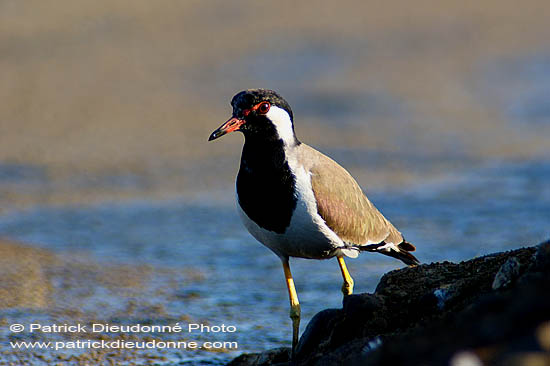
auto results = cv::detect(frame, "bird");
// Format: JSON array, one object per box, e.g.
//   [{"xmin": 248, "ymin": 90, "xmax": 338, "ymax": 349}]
[{"xmin": 208, "ymin": 89, "xmax": 419, "ymax": 356}]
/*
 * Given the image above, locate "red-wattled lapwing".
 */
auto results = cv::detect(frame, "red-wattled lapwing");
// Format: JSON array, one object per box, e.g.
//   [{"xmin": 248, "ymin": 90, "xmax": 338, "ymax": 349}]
[{"xmin": 209, "ymin": 89, "xmax": 419, "ymax": 355}]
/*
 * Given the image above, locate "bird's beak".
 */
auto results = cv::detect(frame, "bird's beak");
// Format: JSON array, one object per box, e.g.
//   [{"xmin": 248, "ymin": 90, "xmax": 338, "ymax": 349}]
[{"xmin": 208, "ymin": 117, "xmax": 245, "ymax": 141}]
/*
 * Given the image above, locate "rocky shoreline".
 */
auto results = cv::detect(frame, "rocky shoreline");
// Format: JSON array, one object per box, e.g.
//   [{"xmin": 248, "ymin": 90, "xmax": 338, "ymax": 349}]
[{"xmin": 228, "ymin": 241, "xmax": 550, "ymax": 366}]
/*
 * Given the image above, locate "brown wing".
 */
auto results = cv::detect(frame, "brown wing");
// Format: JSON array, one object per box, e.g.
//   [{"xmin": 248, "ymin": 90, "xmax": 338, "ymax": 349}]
[{"xmin": 299, "ymin": 144, "xmax": 403, "ymax": 245}]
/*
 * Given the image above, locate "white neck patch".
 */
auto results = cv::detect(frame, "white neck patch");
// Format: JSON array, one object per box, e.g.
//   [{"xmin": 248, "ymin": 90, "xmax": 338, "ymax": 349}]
[{"xmin": 266, "ymin": 106, "xmax": 296, "ymax": 146}]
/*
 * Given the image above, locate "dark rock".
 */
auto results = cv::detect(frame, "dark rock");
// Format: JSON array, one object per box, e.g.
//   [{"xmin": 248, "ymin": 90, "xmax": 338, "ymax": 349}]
[
  {"xmin": 227, "ymin": 242, "xmax": 550, "ymax": 366},
  {"xmin": 534, "ymin": 240, "xmax": 550, "ymax": 271},
  {"xmin": 295, "ymin": 309, "xmax": 343, "ymax": 360},
  {"xmin": 342, "ymin": 293, "xmax": 383, "ymax": 315},
  {"xmin": 492, "ymin": 256, "xmax": 521, "ymax": 289},
  {"xmin": 227, "ymin": 347, "xmax": 291, "ymax": 366}
]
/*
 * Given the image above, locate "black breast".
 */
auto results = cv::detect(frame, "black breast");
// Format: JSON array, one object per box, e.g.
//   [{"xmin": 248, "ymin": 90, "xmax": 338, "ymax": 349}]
[{"xmin": 236, "ymin": 140, "xmax": 297, "ymax": 234}]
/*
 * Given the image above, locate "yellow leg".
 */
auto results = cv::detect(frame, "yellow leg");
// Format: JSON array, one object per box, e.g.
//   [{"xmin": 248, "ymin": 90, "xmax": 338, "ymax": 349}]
[
  {"xmin": 337, "ymin": 256, "xmax": 354, "ymax": 296},
  {"xmin": 282, "ymin": 259, "xmax": 300, "ymax": 356}
]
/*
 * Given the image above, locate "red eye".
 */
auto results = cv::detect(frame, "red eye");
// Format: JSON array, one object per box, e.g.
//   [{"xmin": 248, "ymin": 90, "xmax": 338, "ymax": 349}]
[{"xmin": 258, "ymin": 102, "xmax": 270, "ymax": 114}]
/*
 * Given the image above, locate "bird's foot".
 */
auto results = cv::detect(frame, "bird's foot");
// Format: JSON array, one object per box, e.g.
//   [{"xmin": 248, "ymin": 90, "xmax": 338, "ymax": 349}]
[{"xmin": 341, "ymin": 278, "xmax": 354, "ymax": 296}]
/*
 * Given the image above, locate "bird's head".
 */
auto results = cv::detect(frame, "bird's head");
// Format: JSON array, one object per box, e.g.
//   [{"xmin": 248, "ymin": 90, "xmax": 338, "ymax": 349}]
[{"xmin": 209, "ymin": 89, "xmax": 298, "ymax": 146}]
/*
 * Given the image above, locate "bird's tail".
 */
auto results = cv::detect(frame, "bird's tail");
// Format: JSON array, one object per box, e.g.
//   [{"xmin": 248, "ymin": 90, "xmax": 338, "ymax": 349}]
[{"xmin": 359, "ymin": 240, "xmax": 420, "ymax": 266}]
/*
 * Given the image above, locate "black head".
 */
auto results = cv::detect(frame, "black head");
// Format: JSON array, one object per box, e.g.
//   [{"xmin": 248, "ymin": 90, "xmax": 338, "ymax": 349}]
[
  {"xmin": 231, "ymin": 89, "xmax": 293, "ymax": 121},
  {"xmin": 209, "ymin": 89, "xmax": 298, "ymax": 145}
]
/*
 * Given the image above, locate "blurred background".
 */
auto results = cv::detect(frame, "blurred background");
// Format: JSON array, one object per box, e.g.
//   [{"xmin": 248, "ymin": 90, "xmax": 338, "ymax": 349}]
[{"xmin": 1, "ymin": 1, "xmax": 549, "ymax": 364}]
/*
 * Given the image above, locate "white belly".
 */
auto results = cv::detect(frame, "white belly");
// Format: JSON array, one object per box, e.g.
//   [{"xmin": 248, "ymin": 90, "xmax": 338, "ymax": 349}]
[{"xmin": 237, "ymin": 201, "xmax": 337, "ymax": 259}]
